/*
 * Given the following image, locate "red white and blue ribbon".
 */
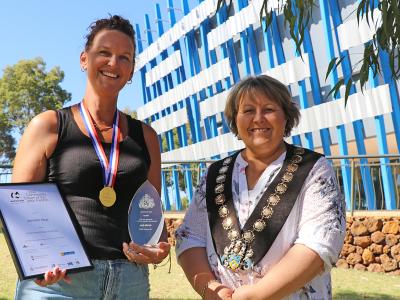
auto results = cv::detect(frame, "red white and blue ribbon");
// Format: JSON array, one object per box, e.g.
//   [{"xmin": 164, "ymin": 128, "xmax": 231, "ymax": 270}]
[{"xmin": 79, "ymin": 102, "xmax": 120, "ymax": 187}]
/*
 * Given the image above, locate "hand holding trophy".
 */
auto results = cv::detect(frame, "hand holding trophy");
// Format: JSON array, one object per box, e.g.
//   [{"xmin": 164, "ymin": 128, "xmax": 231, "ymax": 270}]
[{"xmin": 125, "ymin": 180, "xmax": 170, "ymax": 264}]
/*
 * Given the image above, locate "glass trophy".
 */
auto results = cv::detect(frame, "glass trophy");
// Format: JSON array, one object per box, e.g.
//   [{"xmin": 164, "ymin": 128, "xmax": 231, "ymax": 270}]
[{"xmin": 128, "ymin": 180, "xmax": 164, "ymax": 246}]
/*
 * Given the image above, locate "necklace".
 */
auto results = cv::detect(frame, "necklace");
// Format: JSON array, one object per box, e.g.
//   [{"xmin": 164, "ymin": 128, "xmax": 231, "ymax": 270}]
[
  {"xmin": 215, "ymin": 146, "xmax": 305, "ymax": 271},
  {"xmin": 84, "ymin": 105, "xmax": 115, "ymax": 132}
]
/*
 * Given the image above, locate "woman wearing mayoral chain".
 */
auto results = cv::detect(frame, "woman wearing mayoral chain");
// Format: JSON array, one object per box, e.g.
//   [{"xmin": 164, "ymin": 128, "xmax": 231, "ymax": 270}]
[
  {"xmin": 12, "ymin": 15, "xmax": 170, "ymax": 299},
  {"xmin": 176, "ymin": 75, "xmax": 346, "ymax": 300}
]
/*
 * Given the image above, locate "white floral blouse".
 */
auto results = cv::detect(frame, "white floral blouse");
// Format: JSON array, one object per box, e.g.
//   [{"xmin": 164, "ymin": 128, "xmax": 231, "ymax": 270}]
[{"xmin": 175, "ymin": 151, "xmax": 346, "ymax": 300}]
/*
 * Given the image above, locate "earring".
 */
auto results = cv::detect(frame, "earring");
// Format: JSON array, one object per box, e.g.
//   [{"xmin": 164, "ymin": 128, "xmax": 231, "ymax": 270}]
[
  {"xmin": 127, "ymin": 79, "xmax": 132, "ymax": 84},
  {"xmin": 81, "ymin": 66, "xmax": 86, "ymax": 72}
]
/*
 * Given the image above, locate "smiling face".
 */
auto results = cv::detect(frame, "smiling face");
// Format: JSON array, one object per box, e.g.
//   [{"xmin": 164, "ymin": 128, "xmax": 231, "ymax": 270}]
[
  {"xmin": 80, "ymin": 29, "xmax": 135, "ymax": 98},
  {"xmin": 236, "ymin": 90, "xmax": 287, "ymax": 156}
]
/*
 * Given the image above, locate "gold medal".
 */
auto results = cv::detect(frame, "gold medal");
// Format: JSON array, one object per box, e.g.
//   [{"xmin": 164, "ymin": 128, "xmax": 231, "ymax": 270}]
[{"xmin": 99, "ymin": 186, "xmax": 116, "ymax": 207}]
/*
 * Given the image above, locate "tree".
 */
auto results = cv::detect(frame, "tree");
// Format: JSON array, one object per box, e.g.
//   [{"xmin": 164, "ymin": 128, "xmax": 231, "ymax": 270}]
[
  {"xmin": 217, "ymin": 0, "xmax": 400, "ymax": 103},
  {"xmin": 0, "ymin": 57, "xmax": 71, "ymax": 162}
]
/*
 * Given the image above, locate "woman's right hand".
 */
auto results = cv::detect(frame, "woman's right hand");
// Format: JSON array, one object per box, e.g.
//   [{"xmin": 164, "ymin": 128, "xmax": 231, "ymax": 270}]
[
  {"xmin": 34, "ymin": 267, "xmax": 72, "ymax": 287},
  {"xmin": 205, "ymin": 281, "xmax": 233, "ymax": 300}
]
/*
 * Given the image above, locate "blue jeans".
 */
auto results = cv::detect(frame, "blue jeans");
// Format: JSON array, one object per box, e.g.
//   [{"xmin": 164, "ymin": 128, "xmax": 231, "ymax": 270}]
[{"xmin": 14, "ymin": 259, "xmax": 149, "ymax": 300}]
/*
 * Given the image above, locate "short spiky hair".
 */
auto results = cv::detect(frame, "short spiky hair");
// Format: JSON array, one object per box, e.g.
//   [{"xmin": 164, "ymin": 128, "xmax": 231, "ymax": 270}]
[{"xmin": 84, "ymin": 15, "xmax": 136, "ymax": 57}]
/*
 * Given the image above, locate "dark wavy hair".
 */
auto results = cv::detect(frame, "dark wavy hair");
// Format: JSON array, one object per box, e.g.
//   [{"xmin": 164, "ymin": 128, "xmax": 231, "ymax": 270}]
[{"xmin": 84, "ymin": 15, "xmax": 136, "ymax": 59}]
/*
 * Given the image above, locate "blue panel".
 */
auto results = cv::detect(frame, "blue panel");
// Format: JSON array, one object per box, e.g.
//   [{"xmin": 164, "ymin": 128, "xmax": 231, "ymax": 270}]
[
  {"xmin": 135, "ymin": 24, "xmax": 152, "ymax": 107},
  {"xmin": 155, "ymin": 3, "xmax": 181, "ymax": 210},
  {"xmin": 240, "ymin": 0, "xmax": 261, "ymax": 74},
  {"xmin": 319, "ymin": 0, "xmax": 351, "ymax": 205},
  {"xmin": 181, "ymin": 0, "xmax": 203, "ymax": 144},
  {"xmin": 328, "ymin": 0, "xmax": 376, "ymax": 209}
]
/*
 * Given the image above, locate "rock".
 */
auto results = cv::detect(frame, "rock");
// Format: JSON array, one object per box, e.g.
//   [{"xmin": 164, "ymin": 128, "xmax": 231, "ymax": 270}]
[
  {"xmin": 354, "ymin": 263, "xmax": 367, "ymax": 271},
  {"xmin": 382, "ymin": 259, "xmax": 397, "ymax": 272},
  {"xmin": 362, "ymin": 249, "xmax": 374, "ymax": 265},
  {"xmin": 347, "ymin": 253, "xmax": 362, "ymax": 265},
  {"xmin": 356, "ymin": 246, "xmax": 364, "ymax": 255},
  {"xmin": 351, "ymin": 221, "xmax": 369, "ymax": 236},
  {"xmin": 344, "ymin": 231, "xmax": 353, "ymax": 244},
  {"xmin": 369, "ymin": 243, "xmax": 383, "ymax": 255},
  {"xmin": 390, "ymin": 244, "xmax": 400, "ymax": 261},
  {"xmin": 383, "ymin": 245, "xmax": 390, "ymax": 254},
  {"xmin": 386, "ymin": 234, "xmax": 398, "ymax": 247},
  {"xmin": 380, "ymin": 254, "xmax": 391, "ymax": 264},
  {"xmin": 382, "ymin": 221, "xmax": 399, "ymax": 234},
  {"xmin": 367, "ymin": 263, "xmax": 384, "ymax": 273},
  {"xmin": 374, "ymin": 257, "xmax": 381, "ymax": 264},
  {"xmin": 387, "ymin": 270, "xmax": 400, "ymax": 276},
  {"xmin": 340, "ymin": 243, "xmax": 355, "ymax": 257},
  {"xmin": 371, "ymin": 231, "xmax": 385, "ymax": 244},
  {"xmin": 354, "ymin": 236, "xmax": 372, "ymax": 248},
  {"xmin": 364, "ymin": 218, "xmax": 383, "ymax": 233},
  {"xmin": 336, "ymin": 258, "xmax": 349, "ymax": 269}
]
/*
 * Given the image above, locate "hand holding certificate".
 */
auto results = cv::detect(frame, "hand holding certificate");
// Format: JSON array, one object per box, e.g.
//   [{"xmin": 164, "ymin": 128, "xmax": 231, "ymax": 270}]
[
  {"xmin": 0, "ymin": 183, "xmax": 93, "ymax": 280},
  {"xmin": 124, "ymin": 180, "xmax": 170, "ymax": 264}
]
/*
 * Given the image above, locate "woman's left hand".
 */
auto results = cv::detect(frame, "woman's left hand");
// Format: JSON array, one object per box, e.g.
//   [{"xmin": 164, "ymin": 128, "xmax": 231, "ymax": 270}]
[
  {"xmin": 232, "ymin": 284, "xmax": 258, "ymax": 300},
  {"xmin": 123, "ymin": 241, "xmax": 171, "ymax": 264}
]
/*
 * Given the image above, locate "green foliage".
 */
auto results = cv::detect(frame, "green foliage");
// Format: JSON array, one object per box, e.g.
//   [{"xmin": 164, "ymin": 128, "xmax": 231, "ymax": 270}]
[
  {"xmin": 0, "ymin": 57, "xmax": 70, "ymax": 162},
  {"xmin": 121, "ymin": 106, "xmax": 137, "ymax": 119}
]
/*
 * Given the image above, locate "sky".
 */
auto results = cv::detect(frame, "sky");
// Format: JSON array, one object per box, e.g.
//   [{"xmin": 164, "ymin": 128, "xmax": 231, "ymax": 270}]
[{"xmin": 0, "ymin": 0, "xmax": 196, "ymax": 112}]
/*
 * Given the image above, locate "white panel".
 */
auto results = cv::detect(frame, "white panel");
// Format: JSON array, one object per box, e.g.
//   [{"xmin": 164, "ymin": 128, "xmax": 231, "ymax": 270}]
[
  {"xmin": 291, "ymin": 84, "xmax": 392, "ymax": 136},
  {"xmin": 150, "ymin": 108, "xmax": 188, "ymax": 134},
  {"xmin": 135, "ymin": 0, "xmax": 218, "ymax": 72},
  {"xmin": 337, "ymin": 8, "xmax": 381, "ymax": 50},
  {"xmin": 263, "ymin": 54, "xmax": 310, "ymax": 85},
  {"xmin": 161, "ymin": 132, "xmax": 245, "ymax": 162},
  {"xmin": 136, "ymin": 58, "xmax": 231, "ymax": 120},
  {"xmin": 145, "ymin": 50, "xmax": 182, "ymax": 86},
  {"xmin": 199, "ymin": 90, "xmax": 230, "ymax": 119}
]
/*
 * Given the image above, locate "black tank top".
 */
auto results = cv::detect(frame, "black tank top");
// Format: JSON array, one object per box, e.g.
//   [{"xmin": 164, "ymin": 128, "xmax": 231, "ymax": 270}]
[{"xmin": 47, "ymin": 107, "xmax": 150, "ymax": 259}]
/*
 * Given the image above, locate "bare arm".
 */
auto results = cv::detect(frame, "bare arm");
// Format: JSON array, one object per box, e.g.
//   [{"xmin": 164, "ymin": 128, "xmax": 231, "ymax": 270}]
[
  {"xmin": 179, "ymin": 248, "xmax": 233, "ymax": 300},
  {"xmin": 12, "ymin": 110, "xmax": 71, "ymax": 286},
  {"xmin": 12, "ymin": 110, "xmax": 58, "ymax": 182},
  {"xmin": 232, "ymin": 244, "xmax": 323, "ymax": 300}
]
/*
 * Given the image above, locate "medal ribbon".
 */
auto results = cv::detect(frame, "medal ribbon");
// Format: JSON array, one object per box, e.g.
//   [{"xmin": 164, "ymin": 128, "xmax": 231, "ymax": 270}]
[{"xmin": 79, "ymin": 102, "xmax": 120, "ymax": 187}]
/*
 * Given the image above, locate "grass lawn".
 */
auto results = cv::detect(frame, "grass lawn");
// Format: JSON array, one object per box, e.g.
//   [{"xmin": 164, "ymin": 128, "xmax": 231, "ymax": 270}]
[{"xmin": 1, "ymin": 231, "xmax": 399, "ymax": 299}]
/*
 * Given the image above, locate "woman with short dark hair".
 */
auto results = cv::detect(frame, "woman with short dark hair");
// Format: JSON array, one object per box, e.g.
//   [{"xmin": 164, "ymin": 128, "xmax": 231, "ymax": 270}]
[{"xmin": 12, "ymin": 15, "xmax": 170, "ymax": 299}]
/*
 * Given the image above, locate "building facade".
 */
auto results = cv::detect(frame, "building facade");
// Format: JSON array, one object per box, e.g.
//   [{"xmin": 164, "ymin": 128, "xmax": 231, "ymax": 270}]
[{"xmin": 134, "ymin": 0, "xmax": 400, "ymax": 211}]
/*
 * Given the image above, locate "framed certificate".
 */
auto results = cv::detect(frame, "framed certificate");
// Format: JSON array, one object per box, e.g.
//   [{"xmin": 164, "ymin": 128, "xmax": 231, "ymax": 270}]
[{"xmin": 0, "ymin": 182, "xmax": 93, "ymax": 280}]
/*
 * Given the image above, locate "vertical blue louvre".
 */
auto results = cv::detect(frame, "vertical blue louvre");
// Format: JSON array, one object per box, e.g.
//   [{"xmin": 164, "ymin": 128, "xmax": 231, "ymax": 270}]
[
  {"xmin": 136, "ymin": 20, "xmax": 170, "ymax": 210},
  {"xmin": 135, "ymin": 24, "xmax": 151, "ymax": 106},
  {"xmin": 181, "ymin": 0, "xmax": 203, "ymax": 144},
  {"xmin": 144, "ymin": 13, "xmax": 172, "ymax": 210},
  {"xmin": 216, "ymin": 3, "xmax": 240, "ymax": 134},
  {"xmin": 154, "ymin": 3, "xmax": 181, "ymax": 210},
  {"xmin": 363, "ymin": 0, "xmax": 396, "ymax": 209},
  {"xmin": 268, "ymin": 12, "xmax": 301, "ymax": 147},
  {"xmin": 198, "ymin": 0, "xmax": 218, "ymax": 140},
  {"xmin": 240, "ymin": 0, "xmax": 261, "ymax": 74},
  {"xmin": 167, "ymin": 0, "xmax": 194, "ymax": 204},
  {"xmin": 319, "ymin": 0, "xmax": 351, "ymax": 205},
  {"xmin": 379, "ymin": 53, "xmax": 400, "ymax": 155},
  {"xmin": 145, "ymin": 14, "xmax": 163, "ymax": 104},
  {"xmin": 217, "ymin": 3, "xmax": 240, "ymax": 86},
  {"xmin": 328, "ymin": 0, "xmax": 376, "ymax": 209}
]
